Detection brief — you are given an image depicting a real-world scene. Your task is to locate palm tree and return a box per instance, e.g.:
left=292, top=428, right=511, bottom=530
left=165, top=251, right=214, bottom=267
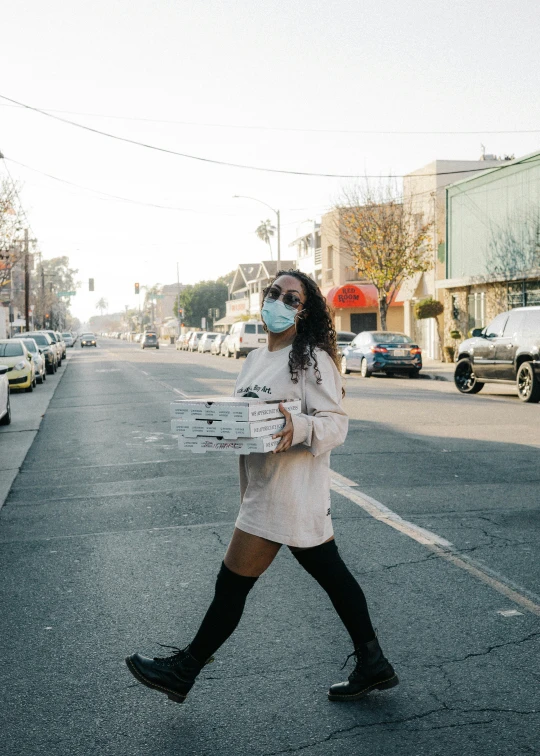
left=96, top=298, right=108, bottom=317
left=255, top=219, right=275, bottom=260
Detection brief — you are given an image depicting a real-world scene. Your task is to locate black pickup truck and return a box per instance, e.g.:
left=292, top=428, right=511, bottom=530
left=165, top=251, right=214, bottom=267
left=454, top=306, right=540, bottom=402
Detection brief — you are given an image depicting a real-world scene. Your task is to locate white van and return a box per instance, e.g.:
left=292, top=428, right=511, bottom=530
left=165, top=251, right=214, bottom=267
left=227, top=320, right=267, bottom=358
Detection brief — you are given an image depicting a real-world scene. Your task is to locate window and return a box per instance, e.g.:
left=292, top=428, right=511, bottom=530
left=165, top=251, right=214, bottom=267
left=370, top=333, right=414, bottom=344
left=467, top=293, right=486, bottom=330
left=30, top=334, right=49, bottom=346
left=485, top=313, right=508, bottom=338
left=0, top=342, right=24, bottom=357
left=244, top=324, right=256, bottom=334
left=503, top=311, right=524, bottom=337
left=23, top=340, right=37, bottom=353
left=324, top=245, right=334, bottom=283
left=257, top=324, right=266, bottom=334
left=507, top=280, right=540, bottom=308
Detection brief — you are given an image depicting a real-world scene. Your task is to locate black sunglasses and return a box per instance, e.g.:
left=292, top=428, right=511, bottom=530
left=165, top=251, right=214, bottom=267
left=264, top=287, right=303, bottom=309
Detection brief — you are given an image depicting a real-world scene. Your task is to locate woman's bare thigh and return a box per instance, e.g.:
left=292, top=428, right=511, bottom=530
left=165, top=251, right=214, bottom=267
left=224, top=528, right=281, bottom=577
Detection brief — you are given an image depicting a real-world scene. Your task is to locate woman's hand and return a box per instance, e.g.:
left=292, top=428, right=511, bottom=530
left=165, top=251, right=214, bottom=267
left=272, top=403, right=294, bottom=453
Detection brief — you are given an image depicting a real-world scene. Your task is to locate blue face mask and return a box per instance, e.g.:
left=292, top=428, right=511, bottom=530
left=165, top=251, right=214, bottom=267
left=261, top=299, right=298, bottom=333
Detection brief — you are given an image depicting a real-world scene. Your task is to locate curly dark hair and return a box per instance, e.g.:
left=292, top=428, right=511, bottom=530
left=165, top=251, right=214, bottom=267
left=262, top=269, right=339, bottom=386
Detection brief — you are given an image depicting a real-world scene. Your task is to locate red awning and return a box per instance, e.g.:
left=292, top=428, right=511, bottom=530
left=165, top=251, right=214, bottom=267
left=326, top=284, right=402, bottom=309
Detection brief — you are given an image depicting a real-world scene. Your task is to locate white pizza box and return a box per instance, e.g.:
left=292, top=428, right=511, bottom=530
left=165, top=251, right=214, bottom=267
left=178, top=435, right=280, bottom=455
left=171, top=417, right=286, bottom=439
left=170, top=397, right=301, bottom=421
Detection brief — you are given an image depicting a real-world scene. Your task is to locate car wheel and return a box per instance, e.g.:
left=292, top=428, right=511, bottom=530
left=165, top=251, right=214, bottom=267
left=516, top=362, right=540, bottom=403
left=42, top=371, right=46, bottom=382
left=0, top=395, right=11, bottom=425
left=33, top=378, right=37, bottom=388
left=234, top=350, right=240, bottom=360
left=25, top=382, right=33, bottom=393
left=409, top=369, right=421, bottom=379
left=341, top=356, right=350, bottom=375
left=54, top=362, right=57, bottom=373
left=454, top=358, right=484, bottom=394
left=360, top=358, right=372, bottom=378
left=156, top=345, right=160, bottom=350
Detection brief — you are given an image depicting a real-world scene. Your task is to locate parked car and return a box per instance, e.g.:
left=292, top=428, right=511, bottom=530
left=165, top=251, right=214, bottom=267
left=336, top=331, right=357, bottom=358
left=176, top=331, right=194, bottom=350
left=21, top=338, right=47, bottom=384
left=25, top=332, right=57, bottom=373
left=42, top=330, right=63, bottom=365
left=62, top=331, right=75, bottom=348
left=0, top=363, right=10, bottom=425
left=226, top=320, right=267, bottom=358
left=341, top=331, right=422, bottom=378
left=0, top=339, right=36, bottom=391
left=80, top=333, right=97, bottom=348
left=210, top=333, right=226, bottom=355
left=188, top=332, right=204, bottom=351
left=220, top=334, right=232, bottom=357
left=454, top=306, right=540, bottom=403
left=141, top=332, right=159, bottom=349
left=198, top=332, right=219, bottom=353
left=55, top=332, right=67, bottom=359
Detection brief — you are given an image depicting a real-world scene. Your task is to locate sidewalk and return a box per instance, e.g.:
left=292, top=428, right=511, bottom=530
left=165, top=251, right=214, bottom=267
left=421, top=357, right=454, bottom=381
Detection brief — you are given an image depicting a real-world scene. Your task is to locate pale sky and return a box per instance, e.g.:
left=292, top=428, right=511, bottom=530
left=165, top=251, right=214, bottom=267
left=1, top=0, right=539, bottom=321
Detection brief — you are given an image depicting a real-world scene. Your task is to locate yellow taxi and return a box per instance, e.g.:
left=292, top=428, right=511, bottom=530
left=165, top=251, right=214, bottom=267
left=0, top=339, right=36, bottom=392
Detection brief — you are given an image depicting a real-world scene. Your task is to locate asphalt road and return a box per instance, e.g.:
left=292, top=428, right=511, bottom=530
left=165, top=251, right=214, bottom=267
left=1, top=339, right=539, bottom=756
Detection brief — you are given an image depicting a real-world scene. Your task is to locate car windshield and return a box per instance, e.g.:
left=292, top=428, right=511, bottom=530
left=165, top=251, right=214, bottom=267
left=22, top=340, right=37, bottom=353
left=29, top=334, right=50, bottom=346
left=371, top=332, right=413, bottom=344
left=62, top=333, right=71, bottom=338
left=46, top=332, right=58, bottom=342
left=0, top=342, right=24, bottom=357
left=82, top=333, right=95, bottom=338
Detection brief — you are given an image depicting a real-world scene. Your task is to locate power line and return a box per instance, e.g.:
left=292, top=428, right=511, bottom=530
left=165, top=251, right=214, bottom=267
left=0, top=93, right=524, bottom=180
left=1, top=101, right=538, bottom=136
left=4, top=156, right=329, bottom=216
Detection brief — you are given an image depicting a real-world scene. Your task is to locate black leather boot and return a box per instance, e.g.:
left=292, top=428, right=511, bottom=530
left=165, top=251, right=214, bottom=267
left=328, top=637, right=399, bottom=701
left=125, top=644, right=212, bottom=703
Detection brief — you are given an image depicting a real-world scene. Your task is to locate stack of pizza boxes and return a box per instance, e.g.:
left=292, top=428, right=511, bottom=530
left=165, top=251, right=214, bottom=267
left=170, top=397, right=302, bottom=454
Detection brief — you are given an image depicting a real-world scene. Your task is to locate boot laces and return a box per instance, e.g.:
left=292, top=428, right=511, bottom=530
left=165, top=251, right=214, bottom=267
left=340, top=647, right=365, bottom=671
left=153, top=643, right=188, bottom=666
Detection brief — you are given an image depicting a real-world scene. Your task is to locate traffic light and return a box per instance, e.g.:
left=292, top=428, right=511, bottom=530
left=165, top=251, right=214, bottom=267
left=89, top=278, right=95, bottom=292
left=135, top=283, right=140, bottom=295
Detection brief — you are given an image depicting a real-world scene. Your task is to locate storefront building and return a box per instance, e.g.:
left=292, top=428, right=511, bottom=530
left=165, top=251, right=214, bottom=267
left=438, top=150, right=540, bottom=343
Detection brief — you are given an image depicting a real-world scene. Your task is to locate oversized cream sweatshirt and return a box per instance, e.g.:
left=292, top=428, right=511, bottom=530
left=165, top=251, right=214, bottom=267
left=234, top=345, right=348, bottom=548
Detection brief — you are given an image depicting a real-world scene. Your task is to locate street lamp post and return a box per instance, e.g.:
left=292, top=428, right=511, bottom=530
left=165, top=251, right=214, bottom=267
left=233, top=195, right=281, bottom=262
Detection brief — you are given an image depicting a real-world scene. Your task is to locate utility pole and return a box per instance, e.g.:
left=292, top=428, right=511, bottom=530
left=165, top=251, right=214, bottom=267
left=23, top=229, right=37, bottom=332
left=276, top=209, right=281, bottom=263
left=176, top=262, right=182, bottom=333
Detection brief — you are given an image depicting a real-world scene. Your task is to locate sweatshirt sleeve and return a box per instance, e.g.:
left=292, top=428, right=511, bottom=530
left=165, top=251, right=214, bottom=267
left=290, top=350, right=348, bottom=457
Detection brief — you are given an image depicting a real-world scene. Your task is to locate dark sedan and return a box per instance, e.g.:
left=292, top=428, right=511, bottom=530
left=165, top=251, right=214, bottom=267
left=341, top=331, right=422, bottom=378
left=80, top=333, right=97, bottom=347
left=141, top=332, right=159, bottom=349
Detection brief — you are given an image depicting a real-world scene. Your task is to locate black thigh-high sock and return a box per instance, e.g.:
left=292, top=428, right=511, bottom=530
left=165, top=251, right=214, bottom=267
left=291, top=540, right=375, bottom=647
left=188, top=562, right=258, bottom=664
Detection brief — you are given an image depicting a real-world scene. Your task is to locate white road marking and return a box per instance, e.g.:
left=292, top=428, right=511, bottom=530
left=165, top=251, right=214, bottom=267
left=330, top=476, right=452, bottom=547
left=498, top=609, right=524, bottom=617
left=330, top=472, right=540, bottom=617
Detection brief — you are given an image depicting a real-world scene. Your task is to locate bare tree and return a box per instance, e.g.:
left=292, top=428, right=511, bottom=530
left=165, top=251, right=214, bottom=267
left=255, top=219, right=275, bottom=260
left=0, top=177, right=25, bottom=290
left=334, top=180, right=433, bottom=329
left=486, top=206, right=540, bottom=280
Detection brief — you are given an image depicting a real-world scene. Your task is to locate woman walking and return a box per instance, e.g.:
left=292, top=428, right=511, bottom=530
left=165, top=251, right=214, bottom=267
left=126, top=270, right=398, bottom=703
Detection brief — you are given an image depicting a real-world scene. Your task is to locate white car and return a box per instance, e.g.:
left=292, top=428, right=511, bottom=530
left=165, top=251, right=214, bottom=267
left=62, top=332, right=75, bottom=348
left=0, top=364, right=10, bottom=425
left=188, top=332, right=204, bottom=351
left=226, top=320, right=267, bottom=358
left=197, top=332, right=219, bottom=353
left=21, top=338, right=47, bottom=384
